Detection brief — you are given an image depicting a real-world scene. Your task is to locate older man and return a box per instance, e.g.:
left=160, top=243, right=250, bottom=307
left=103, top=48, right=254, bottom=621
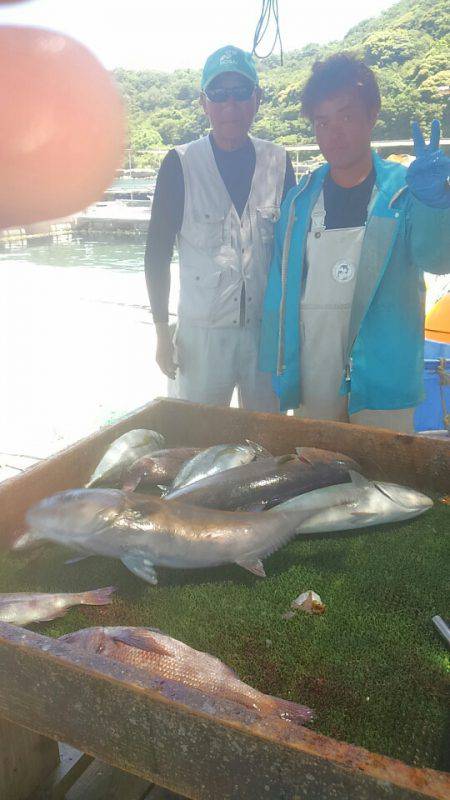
left=145, top=45, right=295, bottom=411
left=260, top=53, right=450, bottom=432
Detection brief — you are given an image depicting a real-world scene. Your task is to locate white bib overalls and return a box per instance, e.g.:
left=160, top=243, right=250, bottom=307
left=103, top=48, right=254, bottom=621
left=294, top=190, right=414, bottom=433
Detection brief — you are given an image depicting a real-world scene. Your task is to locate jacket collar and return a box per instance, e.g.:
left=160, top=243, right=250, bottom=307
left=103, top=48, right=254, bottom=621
left=291, top=151, right=407, bottom=206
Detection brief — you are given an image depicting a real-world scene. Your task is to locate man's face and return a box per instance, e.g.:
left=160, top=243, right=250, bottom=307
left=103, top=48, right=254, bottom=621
left=200, top=72, right=260, bottom=142
left=312, top=89, right=378, bottom=170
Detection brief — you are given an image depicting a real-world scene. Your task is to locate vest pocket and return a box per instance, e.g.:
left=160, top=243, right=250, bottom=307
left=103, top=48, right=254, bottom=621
left=257, top=206, right=280, bottom=243
left=191, top=212, right=226, bottom=252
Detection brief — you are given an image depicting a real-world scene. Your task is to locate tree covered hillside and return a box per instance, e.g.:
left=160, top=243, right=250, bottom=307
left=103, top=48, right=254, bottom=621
left=115, top=0, right=450, bottom=163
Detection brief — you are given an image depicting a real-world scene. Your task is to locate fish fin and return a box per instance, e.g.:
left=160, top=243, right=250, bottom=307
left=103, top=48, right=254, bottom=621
left=65, top=555, right=92, bottom=565
left=295, top=448, right=313, bottom=465
left=235, top=559, right=266, bottom=577
left=79, top=586, right=116, bottom=605
left=121, top=553, right=158, bottom=584
left=276, top=453, right=299, bottom=464
left=348, top=470, right=370, bottom=488
left=111, top=629, right=170, bottom=656
left=36, top=610, right=69, bottom=623
left=348, top=510, right=378, bottom=523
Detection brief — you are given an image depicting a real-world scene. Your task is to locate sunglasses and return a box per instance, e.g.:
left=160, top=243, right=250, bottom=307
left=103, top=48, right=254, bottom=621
left=204, top=84, right=256, bottom=103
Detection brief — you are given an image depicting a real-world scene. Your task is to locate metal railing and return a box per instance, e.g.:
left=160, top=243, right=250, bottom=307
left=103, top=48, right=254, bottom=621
left=121, top=139, right=450, bottom=181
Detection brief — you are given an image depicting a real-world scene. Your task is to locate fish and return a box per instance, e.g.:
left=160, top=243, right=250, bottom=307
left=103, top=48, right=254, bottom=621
left=15, top=487, right=349, bottom=583
left=59, top=626, right=313, bottom=724
left=122, top=447, right=202, bottom=491
left=165, top=454, right=352, bottom=511
left=170, top=440, right=272, bottom=490
left=0, top=586, right=116, bottom=625
left=271, top=471, right=433, bottom=533
left=295, top=447, right=361, bottom=473
left=85, top=429, right=166, bottom=488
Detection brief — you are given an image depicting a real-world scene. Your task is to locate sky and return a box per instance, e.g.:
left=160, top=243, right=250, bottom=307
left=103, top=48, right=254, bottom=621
left=0, top=0, right=397, bottom=71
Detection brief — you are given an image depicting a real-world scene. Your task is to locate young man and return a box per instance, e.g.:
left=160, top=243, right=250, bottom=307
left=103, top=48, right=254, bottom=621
left=260, top=53, right=450, bottom=432
left=145, top=45, right=295, bottom=411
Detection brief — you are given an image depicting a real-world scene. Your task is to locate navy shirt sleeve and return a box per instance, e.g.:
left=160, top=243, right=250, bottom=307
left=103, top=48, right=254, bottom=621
left=144, top=149, right=183, bottom=324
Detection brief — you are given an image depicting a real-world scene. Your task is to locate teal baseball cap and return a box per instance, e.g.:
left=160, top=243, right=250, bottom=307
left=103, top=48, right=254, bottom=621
left=201, top=46, right=258, bottom=90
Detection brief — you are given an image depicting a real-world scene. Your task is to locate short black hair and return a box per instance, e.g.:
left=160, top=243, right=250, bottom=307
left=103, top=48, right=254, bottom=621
left=301, top=53, right=381, bottom=120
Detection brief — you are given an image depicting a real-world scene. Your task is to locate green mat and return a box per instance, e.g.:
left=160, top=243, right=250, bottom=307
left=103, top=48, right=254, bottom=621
left=1, top=502, right=449, bottom=771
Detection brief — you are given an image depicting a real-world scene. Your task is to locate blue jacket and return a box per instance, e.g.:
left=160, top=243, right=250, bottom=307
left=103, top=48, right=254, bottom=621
left=259, top=153, right=450, bottom=413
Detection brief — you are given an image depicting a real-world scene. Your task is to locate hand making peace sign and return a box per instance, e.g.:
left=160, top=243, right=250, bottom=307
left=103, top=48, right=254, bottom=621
left=406, top=119, right=450, bottom=209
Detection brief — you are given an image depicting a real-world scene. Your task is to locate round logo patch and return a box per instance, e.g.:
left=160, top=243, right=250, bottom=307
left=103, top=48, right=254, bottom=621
left=332, top=260, right=356, bottom=283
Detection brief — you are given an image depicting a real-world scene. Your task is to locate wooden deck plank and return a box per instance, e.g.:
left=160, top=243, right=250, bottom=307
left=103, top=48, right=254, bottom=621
left=65, top=759, right=151, bottom=800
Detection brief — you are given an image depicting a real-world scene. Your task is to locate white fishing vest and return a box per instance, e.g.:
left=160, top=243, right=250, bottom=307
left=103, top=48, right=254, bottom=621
left=175, top=135, right=286, bottom=328
left=296, top=190, right=365, bottom=421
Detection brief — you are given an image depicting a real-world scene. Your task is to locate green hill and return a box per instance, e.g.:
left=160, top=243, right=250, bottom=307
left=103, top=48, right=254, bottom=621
left=115, top=0, right=450, bottom=165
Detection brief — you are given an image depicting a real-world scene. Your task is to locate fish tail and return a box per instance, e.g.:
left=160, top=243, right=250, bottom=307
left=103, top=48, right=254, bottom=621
left=78, top=586, right=116, bottom=606
left=268, top=696, right=314, bottom=725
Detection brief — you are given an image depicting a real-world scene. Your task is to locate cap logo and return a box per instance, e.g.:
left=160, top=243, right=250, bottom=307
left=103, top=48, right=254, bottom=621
left=219, top=49, right=238, bottom=65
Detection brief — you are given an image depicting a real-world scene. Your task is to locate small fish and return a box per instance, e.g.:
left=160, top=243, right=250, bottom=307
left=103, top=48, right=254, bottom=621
left=0, top=586, right=116, bottom=625
left=59, top=626, right=314, bottom=724
left=123, top=447, right=202, bottom=491
left=15, top=487, right=348, bottom=584
left=165, top=455, right=351, bottom=511
left=170, top=440, right=271, bottom=490
left=86, top=429, right=165, bottom=488
left=272, top=471, right=433, bottom=533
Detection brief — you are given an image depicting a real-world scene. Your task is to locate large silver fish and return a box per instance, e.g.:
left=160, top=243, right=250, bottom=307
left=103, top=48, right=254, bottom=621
left=165, top=455, right=352, bottom=511
left=15, top=488, right=349, bottom=583
left=86, top=429, right=166, bottom=488
left=59, top=626, right=313, bottom=724
left=0, top=586, right=115, bottom=625
left=170, top=440, right=271, bottom=490
left=272, top=471, right=433, bottom=533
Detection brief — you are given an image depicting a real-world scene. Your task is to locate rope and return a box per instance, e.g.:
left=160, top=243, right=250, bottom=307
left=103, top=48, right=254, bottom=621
left=252, top=0, right=283, bottom=64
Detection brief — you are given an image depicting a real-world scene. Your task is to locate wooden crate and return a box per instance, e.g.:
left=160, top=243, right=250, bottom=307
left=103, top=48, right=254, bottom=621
left=0, top=399, right=449, bottom=800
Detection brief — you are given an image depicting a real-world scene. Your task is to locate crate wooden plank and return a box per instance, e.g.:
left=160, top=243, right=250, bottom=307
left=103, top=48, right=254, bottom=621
left=0, top=716, right=59, bottom=800
left=152, top=400, right=450, bottom=494
left=0, top=623, right=448, bottom=800
left=64, top=759, right=152, bottom=800
left=0, top=398, right=449, bottom=551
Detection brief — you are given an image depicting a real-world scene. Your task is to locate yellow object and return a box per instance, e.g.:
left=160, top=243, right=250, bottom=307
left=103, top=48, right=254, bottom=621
left=425, top=293, right=450, bottom=344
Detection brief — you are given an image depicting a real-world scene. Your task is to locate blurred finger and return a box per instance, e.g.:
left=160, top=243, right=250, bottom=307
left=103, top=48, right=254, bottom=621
left=429, top=119, right=440, bottom=152
left=411, top=120, right=426, bottom=157
left=0, top=27, right=125, bottom=228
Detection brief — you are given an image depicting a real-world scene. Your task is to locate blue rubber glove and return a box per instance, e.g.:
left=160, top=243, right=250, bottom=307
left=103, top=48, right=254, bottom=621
left=406, top=120, right=450, bottom=208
